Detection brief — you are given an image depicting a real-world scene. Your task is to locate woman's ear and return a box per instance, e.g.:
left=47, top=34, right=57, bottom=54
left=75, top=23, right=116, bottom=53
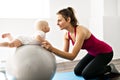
left=67, top=17, right=71, bottom=22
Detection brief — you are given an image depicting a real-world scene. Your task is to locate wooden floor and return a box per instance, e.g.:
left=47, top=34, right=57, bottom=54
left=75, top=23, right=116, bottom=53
left=56, top=59, right=120, bottom=80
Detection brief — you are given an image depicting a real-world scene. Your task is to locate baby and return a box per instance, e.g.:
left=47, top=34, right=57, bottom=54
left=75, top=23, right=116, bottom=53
left=0, top=20, right=50, bottom=48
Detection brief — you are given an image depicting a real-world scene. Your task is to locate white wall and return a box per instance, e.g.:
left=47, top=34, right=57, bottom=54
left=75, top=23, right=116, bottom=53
left=50, top=0, right=91, bottom=26
left=118, top=0, right=120, bottom=16
left=0, top=0, right=119, bottom=63
left=0, top=0, right=50, bottom=18
left=103, top=0, right=120, bottom=59
left=89, top=0, right=104, bottom=40
left=104, top=0, right=118, bottom=16
left=103, top=17, right=120, bottom=59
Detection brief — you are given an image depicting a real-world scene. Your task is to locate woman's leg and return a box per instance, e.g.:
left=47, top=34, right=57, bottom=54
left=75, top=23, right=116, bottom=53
left=0, top=42, right=10, bottom=47
left=82, top=52, right=113, bottom=79
left=74, top=53, right=95, bottom=76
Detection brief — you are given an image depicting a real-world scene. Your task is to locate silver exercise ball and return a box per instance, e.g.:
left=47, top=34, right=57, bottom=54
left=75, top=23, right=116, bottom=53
left=6, top=45, right=56, bottom=80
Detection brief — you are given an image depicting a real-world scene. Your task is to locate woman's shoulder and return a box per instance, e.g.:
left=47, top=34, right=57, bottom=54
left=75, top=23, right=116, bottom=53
left=64, top=31, right=69, bottom=39
left=76, top=25, right=89, bottom=33
left=76, top=25, right=91, bottom=39
left=77, top=25, right=88, bottom=29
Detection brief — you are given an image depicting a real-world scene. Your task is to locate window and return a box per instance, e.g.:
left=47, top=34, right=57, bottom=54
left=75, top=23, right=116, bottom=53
left=0, top=0, right=50, bottom=18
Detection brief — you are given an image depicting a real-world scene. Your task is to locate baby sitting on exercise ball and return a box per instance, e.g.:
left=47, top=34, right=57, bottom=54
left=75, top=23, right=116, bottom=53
left=0, top=20, right=50, bottom=48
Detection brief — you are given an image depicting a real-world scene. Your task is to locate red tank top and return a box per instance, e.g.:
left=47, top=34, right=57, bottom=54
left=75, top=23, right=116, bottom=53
left=68, top=27, right=112, bottom=56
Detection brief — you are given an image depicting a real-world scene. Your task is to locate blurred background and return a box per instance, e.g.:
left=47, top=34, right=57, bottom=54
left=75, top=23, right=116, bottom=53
left=0, top=0, right=119, bottom=64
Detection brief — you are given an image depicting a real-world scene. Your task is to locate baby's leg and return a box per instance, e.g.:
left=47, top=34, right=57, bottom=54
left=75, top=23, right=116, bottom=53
left=9, top=39, right=23, bottom=48
left=0, top=42, right=10, bottom=47
left=0, top=39, right=22, bottom=48
left=2, top=33, right=13, bottom=41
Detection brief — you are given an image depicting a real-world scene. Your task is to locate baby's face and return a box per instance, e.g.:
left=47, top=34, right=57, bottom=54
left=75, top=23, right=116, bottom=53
left=42, top=25, right=50, bottom=33
left=36, top=22, right=50, bottom=33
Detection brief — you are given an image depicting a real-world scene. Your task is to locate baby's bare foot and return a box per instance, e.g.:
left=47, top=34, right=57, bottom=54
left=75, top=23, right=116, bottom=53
left=2, top=33, right=11, bottom=38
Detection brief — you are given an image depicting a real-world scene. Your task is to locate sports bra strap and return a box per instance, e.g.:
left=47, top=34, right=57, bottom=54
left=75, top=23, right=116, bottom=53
left=68, top=27, right=76, bottom=45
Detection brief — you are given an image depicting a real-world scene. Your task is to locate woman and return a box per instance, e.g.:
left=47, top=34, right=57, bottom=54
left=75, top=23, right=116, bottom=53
left=42, top=7, right=119, bottom=79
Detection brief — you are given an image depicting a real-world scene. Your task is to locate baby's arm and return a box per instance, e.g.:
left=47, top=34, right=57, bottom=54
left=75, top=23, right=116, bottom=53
left=35, top=35, right=46, bottom=44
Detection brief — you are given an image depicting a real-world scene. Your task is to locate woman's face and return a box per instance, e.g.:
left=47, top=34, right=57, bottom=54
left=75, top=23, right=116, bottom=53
left=57, top=14, right=69, bottom=30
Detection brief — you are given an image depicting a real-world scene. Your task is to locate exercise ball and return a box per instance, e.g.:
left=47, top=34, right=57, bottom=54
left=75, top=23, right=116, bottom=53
left=6, top=45, right=56, bottom=80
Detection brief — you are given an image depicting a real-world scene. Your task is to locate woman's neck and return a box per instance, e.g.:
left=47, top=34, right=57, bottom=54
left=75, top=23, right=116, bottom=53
left=66, top=25, right=75, bottom=33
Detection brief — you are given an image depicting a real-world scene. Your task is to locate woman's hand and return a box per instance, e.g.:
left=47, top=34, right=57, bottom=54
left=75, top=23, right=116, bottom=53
left=42, top=40, right=53, bottom=51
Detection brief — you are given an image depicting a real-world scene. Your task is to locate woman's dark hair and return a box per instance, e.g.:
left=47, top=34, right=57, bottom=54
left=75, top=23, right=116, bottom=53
left=57, top=7, right=78, bottom=27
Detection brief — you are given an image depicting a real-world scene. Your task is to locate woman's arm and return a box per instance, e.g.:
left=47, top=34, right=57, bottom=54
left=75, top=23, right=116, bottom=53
left=63, top=32, right=70, bottom=52
left=42, top=27, right=86, bottom=60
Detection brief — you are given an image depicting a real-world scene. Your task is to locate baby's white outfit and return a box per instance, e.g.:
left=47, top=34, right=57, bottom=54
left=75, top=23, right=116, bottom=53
left=16, top=31, right=45, bottom=45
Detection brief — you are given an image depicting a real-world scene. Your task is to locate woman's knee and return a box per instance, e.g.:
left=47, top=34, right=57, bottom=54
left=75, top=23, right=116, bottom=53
left=81, top=71, right=89, bottom=79
left=74, top=67, right=82, bottom=76
left=74, top=67, right=95, bottom=79
left=74, top=68, right=93, bottom=79
left=81, top=70, right=95, bottom=79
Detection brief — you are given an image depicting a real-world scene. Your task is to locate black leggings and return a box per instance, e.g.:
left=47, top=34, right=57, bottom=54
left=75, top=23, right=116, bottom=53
left=74, top=52, right=113, bottom=79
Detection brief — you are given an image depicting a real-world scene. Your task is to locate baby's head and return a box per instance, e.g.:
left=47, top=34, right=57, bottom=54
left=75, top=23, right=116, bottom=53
left=35, top=20, right=50, bottom=33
